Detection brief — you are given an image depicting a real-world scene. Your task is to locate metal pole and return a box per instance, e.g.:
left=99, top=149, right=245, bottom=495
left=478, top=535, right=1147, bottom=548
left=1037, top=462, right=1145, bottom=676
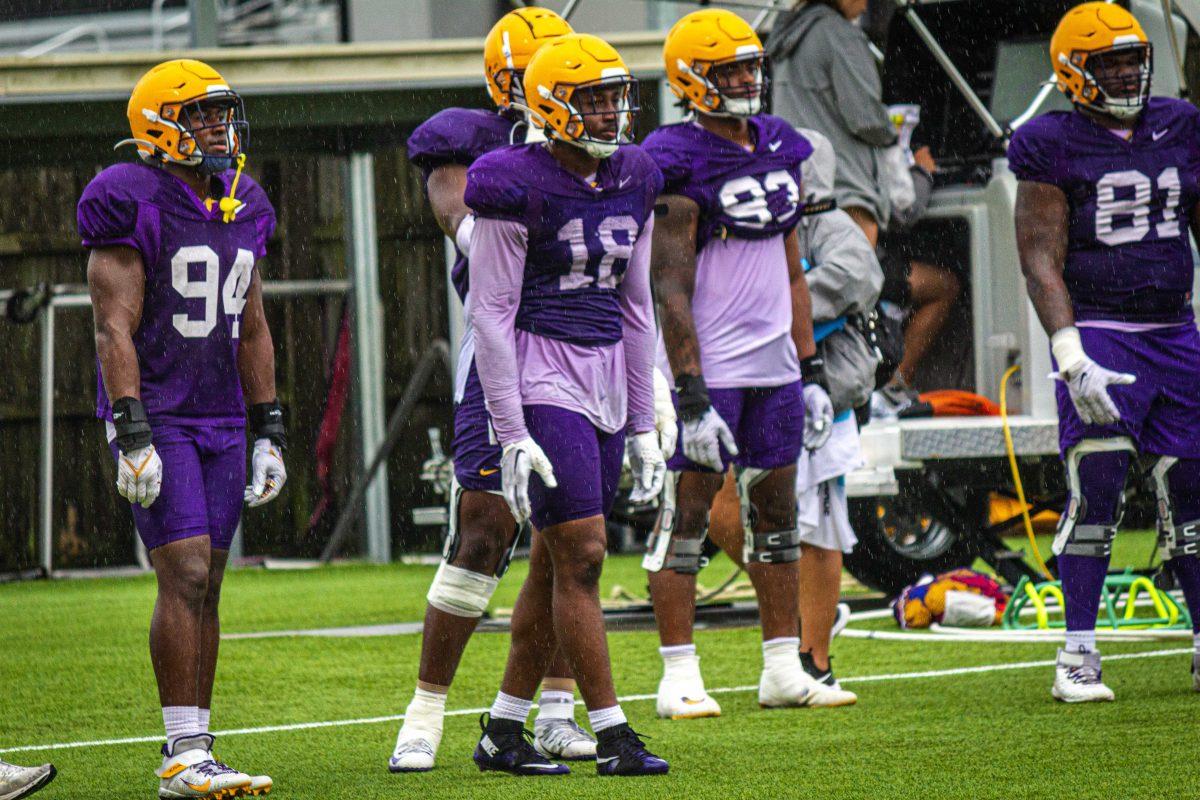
left=444, top=236, right=463, bottom=386
left=899, top=3, right=1005, bottom=140
left=1160, top=0, right=1189, bottom=98
left=188, top=0, right=219, bottom=48
left=38, top=305, right=55, bottom=576
left=345, top=151, right=391, bottom=563
left=561, top=0, right=582, bottom=21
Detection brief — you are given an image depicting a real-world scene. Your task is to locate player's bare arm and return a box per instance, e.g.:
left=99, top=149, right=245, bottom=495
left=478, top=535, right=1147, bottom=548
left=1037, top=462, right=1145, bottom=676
left=785, top=227, right=817, bottom=360
left=87, top=245, right=144, bottom=401
left=1014, top=180, right=1073, bottom=336
left=426, top=163, right=471, bottom=240
left=236, top=270, right=277, bottom=405
left=652, top=193, right=702, bottom=378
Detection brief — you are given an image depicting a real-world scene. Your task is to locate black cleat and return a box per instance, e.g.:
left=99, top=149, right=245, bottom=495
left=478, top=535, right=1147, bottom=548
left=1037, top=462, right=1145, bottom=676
left=472, top=714, right=570, bottom=776
left=595, top=724, right=668, bottom=776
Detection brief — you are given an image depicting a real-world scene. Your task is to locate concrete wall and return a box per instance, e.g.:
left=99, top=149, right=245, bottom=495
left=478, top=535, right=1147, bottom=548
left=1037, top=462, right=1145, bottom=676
left=345, top=0, right=763, bottom=43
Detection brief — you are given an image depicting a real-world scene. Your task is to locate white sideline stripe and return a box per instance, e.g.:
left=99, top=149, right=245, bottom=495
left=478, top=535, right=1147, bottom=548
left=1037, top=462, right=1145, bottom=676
left=0, top=647, right=1190, bottom=756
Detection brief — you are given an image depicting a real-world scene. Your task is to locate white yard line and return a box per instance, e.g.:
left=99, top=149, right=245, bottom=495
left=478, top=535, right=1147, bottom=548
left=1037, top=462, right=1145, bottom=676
left=1, top=647, right=1189, bottom=756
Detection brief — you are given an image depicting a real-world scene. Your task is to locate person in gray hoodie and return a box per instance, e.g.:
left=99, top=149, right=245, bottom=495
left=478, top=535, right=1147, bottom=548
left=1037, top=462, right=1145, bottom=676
left=769, top=0, right=895, bottom=246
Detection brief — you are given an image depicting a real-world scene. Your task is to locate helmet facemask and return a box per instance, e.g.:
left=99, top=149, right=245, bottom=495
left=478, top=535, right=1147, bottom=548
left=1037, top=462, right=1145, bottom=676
left=538, top=74, right=639, bottom=159
left=143, top=90, right=248, bottom=174
left=681, top=50, right=768, bottom=118
left=1064, top=40, right=1152, bottom=120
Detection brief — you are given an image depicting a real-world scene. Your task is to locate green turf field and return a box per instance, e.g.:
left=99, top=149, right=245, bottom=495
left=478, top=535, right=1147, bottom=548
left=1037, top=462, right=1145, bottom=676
left=1, top=532, right=1195, bottom=799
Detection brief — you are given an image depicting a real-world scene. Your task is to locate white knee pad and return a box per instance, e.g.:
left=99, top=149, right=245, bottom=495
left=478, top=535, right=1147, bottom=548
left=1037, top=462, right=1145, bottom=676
left=1051, top=437, right=1134, bottom=558
left=643, top=471, right=707, bottom=574
left=426, top=561, right=499, bottom=618
left=1152, top=456, right=1200, bottom=561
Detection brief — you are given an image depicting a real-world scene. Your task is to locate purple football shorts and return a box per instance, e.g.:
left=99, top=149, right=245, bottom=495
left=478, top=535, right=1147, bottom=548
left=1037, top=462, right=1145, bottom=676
left=108, top=423, right=246, bottom=551
left=524, top=404, right=625, bottom=530
left=667, top=380, right=805, bottom=473
left=1056, top=323, right=1200, bottom=458
left=452, top=364, right=503, bottom=492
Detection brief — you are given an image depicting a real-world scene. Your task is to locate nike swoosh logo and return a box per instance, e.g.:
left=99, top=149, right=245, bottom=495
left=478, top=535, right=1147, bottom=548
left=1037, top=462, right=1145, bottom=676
left=768, top=140, right=782, bottom=151
left=480, top=468, right=499, bottom=476
left=1153, top=129, right=1168, bottom=141
left=596, top=756, right=618, bottom=765
left=619, top=176, right=632, bottom=188
left=182, top=779, right=212, bottom=792
left=681, top=697, right=708, bottom=705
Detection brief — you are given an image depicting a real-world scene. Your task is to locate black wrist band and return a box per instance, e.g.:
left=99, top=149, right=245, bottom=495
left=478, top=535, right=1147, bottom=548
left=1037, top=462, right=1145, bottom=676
left=801, top=354, right=829, bottom=391
left=249, top=400, right=288, bottom=450
left=111, top=396, right=153, bottom=454
left=674, top=373, right=710, bottom=422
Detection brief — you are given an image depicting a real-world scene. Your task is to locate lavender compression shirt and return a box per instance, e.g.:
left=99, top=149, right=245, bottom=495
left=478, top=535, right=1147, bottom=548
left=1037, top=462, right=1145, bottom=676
left=468, top=216, right=657, bottom=445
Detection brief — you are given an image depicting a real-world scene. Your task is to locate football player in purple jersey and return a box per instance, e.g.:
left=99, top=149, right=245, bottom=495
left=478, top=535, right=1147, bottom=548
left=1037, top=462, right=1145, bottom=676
left=389, top=8, right=600, bottom=773
left=465, top=34, right=669, bottom=777
left=80, top=60, right=282, bottom=797
left=1011, top=2, right=1200, bottom=702
left=641, top=9, right=855, bottom=718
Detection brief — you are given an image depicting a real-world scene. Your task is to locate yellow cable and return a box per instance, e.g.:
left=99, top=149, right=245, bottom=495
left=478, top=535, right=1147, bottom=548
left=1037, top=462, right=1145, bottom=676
left=999, top=364, right=1053, bottom=579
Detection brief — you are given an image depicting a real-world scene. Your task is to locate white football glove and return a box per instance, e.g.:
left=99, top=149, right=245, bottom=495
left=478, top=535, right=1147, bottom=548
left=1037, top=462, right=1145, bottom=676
left=682, top=407, right=738, bottom=472
left=626, top=430, right=667, bottom=504
left=802, top=383, right=834, bottom=451
left=1050, top=327, right=1135, bottom=427
left=653, top=367, right=678, bottom=460
left=116, top=446, right=163, bottom=508
left=500, top=437, right=557, bottom=524
left=244, top=438, right=287, bottom=507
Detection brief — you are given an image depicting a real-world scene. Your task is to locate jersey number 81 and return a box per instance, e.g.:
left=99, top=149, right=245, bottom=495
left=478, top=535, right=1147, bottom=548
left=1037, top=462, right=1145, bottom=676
left=1095, top=168, right=1182, bottom=246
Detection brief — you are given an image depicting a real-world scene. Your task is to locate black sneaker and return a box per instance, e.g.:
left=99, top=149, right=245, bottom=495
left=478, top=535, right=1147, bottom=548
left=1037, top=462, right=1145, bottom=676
left=595, top=724, right=668, bottom=776
left=800, top=651, right=840, bottom=689
left=472, top=714, right=570, bottom=776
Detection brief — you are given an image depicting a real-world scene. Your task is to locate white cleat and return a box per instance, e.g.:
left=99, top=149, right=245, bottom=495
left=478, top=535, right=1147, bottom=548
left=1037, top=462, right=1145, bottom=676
left=389, top=720, right=442, bottom=773
left=534, top=718, right=596, bottom=761
left=0, top=760, right=56, bottom=800
left=655, top=653, right=721, bottom=719
left=207, top=753, right=271, bottom=798
left=831, top=602, right=852, bottom=639
left=157, top=735, right=250, bottom=800
left=1052, top=648, right=1115, bottom=703
left=759, top=663, right=857, bottom=709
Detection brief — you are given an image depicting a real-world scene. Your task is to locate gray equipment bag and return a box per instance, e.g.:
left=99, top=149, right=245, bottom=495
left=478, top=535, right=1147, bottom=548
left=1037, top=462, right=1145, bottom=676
left=818, top=323, right=880, bottom=415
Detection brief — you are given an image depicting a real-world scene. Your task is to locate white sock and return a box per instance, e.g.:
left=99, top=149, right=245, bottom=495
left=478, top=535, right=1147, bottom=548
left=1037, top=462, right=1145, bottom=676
left=489, top=692, right=533, bottom=724
left=660, top=644, right=703, bottom=683
left=162, top=706, right=200, bottom=750
left=659, top=643, right=696, bottom=660
left=1065, top=630, right=1097, bottom=654
left=587, top=705, right=626, bottom=734
left=197, top=708, right=210, bottom=734
left=1193, top=632, right=1200, bottom=652
left=762, top=637, right=801, bottom=671
left=535, top=690, right=575, bottom=725
left=405, top=687, right=447, bottom=731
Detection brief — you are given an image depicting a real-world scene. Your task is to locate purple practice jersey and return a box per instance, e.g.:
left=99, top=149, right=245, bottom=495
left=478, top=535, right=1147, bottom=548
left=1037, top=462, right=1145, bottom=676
left=642, top=114, right=812, bottom=250
left=644, top=115, right=812, bottom=388
left=464, top=142, right=663, bottom=347
left=1008, top=97, right=1200, bottom=324
left=407, top=107, right=526, bottom=301
left=78, top=161, right=276, bottom=425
